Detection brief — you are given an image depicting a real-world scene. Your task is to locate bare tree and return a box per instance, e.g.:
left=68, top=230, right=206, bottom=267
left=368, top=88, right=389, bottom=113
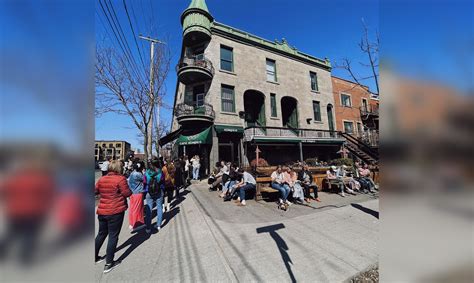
left=335, top=19, right=379, bottom=94
left=95, top=41, right=171, bottom=160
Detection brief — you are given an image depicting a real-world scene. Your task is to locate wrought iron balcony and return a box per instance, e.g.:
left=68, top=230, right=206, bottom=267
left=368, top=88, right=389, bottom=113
left=176, top=55, right=214, bottom=84
left=360, top=104, right=379, bottom=117
left=175, top=103, right=215, bottom=125
left=244, top=126, right=343, bottom=142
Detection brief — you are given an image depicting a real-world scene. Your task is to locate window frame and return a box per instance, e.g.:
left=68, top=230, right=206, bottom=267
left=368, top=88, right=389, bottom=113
left=270, top=93, right=277, bottom=117
left=220, top=45, right=234, bottom=72
left=221, top=84, right=236, bottom=113
left=343, top=120, right=355, bottom=134
left=361, top=98, right=368, bottom=112
left=312, top=100, right=322, bottom=122
left=266, top=58, right=277, bottom=82
left=340, top=93, right=352, bottom=107
left=310, top=71, right=319, bottom=91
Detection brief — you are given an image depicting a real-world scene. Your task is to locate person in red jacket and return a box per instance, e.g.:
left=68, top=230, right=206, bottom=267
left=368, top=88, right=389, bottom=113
left=95, top=160, right=132, bottom=273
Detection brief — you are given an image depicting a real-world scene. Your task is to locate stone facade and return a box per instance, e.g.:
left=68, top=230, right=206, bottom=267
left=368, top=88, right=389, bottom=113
left=172, top=33, right=335, bottom=131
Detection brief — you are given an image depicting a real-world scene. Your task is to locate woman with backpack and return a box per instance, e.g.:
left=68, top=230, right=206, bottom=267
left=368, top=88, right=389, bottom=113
left=144, top=160, right=164, bottom=234
left=127, top=161, right=145, bottom=231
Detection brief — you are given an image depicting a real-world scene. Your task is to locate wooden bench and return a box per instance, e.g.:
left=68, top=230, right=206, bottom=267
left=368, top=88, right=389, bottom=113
left=255, top=176, right=279, bottom=201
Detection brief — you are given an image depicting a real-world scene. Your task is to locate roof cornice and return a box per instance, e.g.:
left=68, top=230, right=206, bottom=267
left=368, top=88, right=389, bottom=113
left=211, top=21, right=331, bottom=71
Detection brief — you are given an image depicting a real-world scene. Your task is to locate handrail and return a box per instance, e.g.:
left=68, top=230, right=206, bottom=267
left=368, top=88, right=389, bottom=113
left=244, top=125, right=342, bottom=139
left=340, top=132, right=379, bottom=159
left=360, top=104, right=379, bottom=116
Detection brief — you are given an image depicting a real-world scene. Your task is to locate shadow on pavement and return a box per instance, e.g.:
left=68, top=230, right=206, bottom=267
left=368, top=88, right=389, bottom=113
left=351, top=203, right=379, bottom=219
left=256, top=223, right=296, bottom=283
left=116, top=230, right=151, bottom=262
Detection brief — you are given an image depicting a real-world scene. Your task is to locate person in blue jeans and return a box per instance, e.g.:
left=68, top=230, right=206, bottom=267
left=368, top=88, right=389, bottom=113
left=144, top=159, right=165, bottom=234
left=233, top=168, right=257, bottom=206
left=271, top=165, right=291, bottom=205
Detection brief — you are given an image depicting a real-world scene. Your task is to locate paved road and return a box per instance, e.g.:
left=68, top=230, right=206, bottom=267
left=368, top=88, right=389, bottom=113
left=95, top=180, right=379, bottom=282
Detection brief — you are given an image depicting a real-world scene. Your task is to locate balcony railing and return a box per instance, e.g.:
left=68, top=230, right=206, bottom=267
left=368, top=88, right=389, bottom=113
left=176, top=55, right=215, bottom=76
left=244, top=126, right=342, bottom=142
left=355, top=130, right=379, bottom=147
left=175, top=103, right=215, bottom=120
left=360, top=104, right=379, bottom=117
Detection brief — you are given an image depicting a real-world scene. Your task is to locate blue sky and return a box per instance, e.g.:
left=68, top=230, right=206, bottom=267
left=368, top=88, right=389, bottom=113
left=2, top=0, right=468, bottom=153
left=95, top=0, right=380, bottom=151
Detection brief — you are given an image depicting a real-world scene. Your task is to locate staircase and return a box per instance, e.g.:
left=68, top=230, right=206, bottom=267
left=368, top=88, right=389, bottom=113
left=340, top=132, right=379, bottom=165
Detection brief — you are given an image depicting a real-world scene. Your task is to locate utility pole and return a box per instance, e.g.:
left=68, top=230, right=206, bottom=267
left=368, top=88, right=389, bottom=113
left=139, top=35, right=166, bottom=160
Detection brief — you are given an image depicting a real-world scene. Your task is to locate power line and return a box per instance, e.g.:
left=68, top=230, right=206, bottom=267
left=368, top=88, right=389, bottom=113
left=99, top=0, right=147, bottom=90
left=105, top=0, right=147, bottom=86
left=122, top=0, right=147, bottom=74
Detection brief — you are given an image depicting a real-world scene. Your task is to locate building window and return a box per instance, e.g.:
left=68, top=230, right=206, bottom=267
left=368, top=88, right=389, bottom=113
left=221, top=85, right=235, bottom=113
left=270, top=93, right=277, bottom=117
left=220, top=45, right=233, bottom=72
left=310, top=71, right=318, bottom=91
left=362, top=98, right=368, bottom=112
left=95, top=144, right=98, bottom=148
left=341, top=94, right=352, bottom=107
left=266, top=59, right=277, bottom=82
left=116, top=143, right=121, bottom=147
left=343, top=121, right=354, bottom=134
left=196, top=93, right=204, bottom=107
left=108, top=143, right=113, bottom=148
left=357, top=122, right=363, bottom=134
left=312, top=101, right=321, bottom=121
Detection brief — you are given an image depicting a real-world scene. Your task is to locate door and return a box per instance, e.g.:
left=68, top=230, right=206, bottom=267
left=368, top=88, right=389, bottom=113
left=327, top=104, right=334, bottom=131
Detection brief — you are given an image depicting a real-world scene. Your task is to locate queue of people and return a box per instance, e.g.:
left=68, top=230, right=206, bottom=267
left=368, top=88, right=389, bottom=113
left=95, top=155, right=193, bottom=273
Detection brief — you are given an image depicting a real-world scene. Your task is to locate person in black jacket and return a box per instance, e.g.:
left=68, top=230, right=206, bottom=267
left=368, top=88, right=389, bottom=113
left=298, top=164, right=321, bottom=202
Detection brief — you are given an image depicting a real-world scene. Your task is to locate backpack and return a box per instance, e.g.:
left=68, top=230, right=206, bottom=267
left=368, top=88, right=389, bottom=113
left=148, top=169, right=163, bottom=196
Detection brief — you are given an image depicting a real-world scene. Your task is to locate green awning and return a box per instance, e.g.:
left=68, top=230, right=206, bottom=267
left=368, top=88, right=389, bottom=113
left=177, top=127, right=212, bottom=145
left=214, top=124, right=244, bottom=134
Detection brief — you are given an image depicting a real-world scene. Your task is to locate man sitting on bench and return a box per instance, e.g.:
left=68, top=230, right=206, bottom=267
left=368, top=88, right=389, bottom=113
left=298, top=164, right=321, bottom=202
left=327, top=165, right=346, bottom=197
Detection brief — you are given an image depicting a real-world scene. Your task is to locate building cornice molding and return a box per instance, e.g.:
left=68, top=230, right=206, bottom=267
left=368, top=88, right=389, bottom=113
left=211, top=21, right=331, bottom=71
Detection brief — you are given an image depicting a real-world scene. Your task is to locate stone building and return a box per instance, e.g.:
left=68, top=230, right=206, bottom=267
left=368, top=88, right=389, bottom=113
left=161, top=0, right=348, bottom=172
left=95, top=140, right=131, bottom=161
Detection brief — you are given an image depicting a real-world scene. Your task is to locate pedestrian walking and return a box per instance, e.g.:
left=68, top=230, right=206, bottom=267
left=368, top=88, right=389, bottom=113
left=95, top=160, right=132, bottom=273
left=144, top=160, right=165, bottom=234
left=191, top=155, right=200, bottom=180
left=163, top=160, right=175, bottom=212
left=127, top=161, right=145, bottom=232
left=183, top=155, right=191, bottom=183
left=100, top=157, right=111, bottom=176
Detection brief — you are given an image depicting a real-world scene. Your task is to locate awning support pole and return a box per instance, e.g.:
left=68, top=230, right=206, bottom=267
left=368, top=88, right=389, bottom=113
left=299, top=142, right=303, bottom=162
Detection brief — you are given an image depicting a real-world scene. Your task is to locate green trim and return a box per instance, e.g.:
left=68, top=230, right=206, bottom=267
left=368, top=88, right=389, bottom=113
left=177, top=127, right=212, bottom=145
left=211, top=21, right=331, bottom=70
left=214, top=125, right=244, bottom=134
left=270, top=93, right=277, bottom=117
left=252, top=137, right=345, bottom=144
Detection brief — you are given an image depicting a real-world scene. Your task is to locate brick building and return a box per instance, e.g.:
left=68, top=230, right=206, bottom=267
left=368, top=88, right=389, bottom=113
left=160, top=0, right=347, bottom=172
left=331, top=76, right=379, bottom=149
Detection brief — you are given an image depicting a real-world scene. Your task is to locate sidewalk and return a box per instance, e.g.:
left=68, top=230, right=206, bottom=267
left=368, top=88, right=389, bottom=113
left=95, top=181, right=378, bottom=282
